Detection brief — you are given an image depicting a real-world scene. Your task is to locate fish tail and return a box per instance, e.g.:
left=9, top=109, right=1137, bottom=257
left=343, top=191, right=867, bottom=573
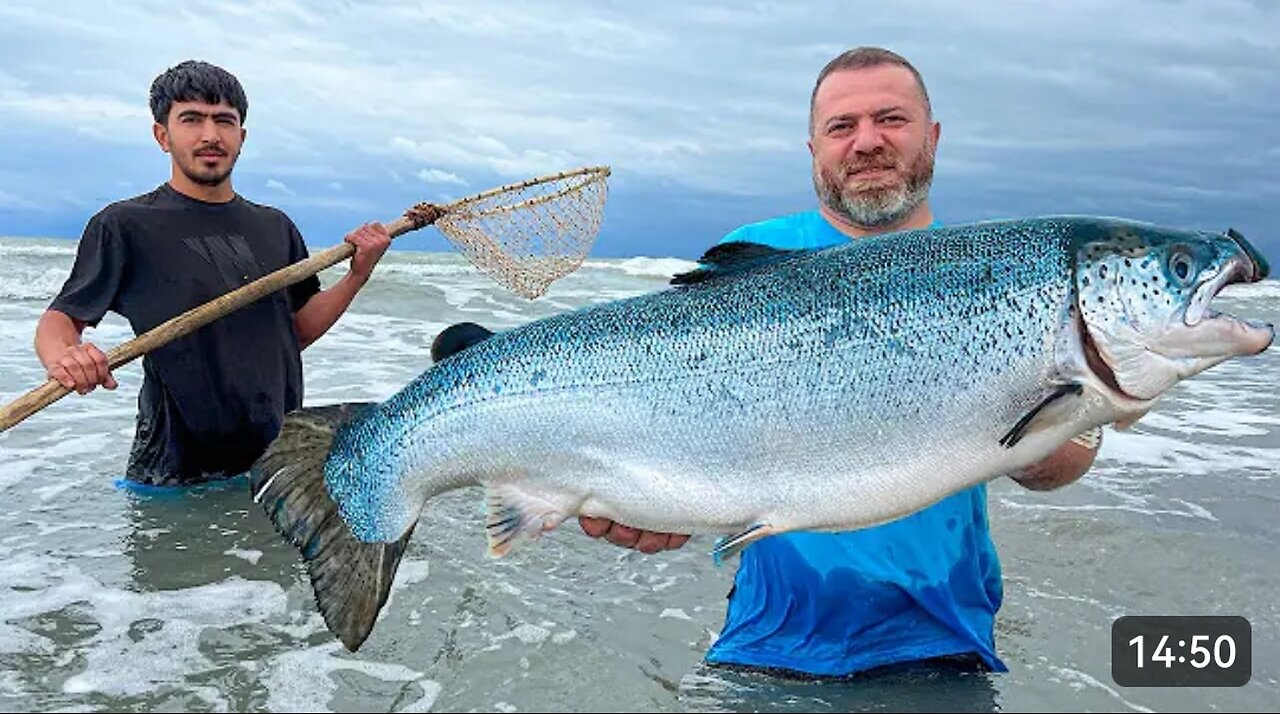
left=249, top=402, right=414, bottom=653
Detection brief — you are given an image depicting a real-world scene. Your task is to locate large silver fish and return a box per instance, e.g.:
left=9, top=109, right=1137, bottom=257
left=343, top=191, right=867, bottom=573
left=249, top=216, right=1272, bottom=651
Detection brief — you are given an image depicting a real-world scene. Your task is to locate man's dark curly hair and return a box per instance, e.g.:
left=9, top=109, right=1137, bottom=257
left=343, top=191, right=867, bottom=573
left=149, top=60, right=248, bottom=125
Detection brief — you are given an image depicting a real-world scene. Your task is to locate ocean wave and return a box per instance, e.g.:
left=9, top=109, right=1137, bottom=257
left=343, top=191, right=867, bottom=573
left=0, top=243, right=76, bottom=259
left=0, top=267, right=70, bottom=301
left=582, top=257, right=699, bottom=278
left=1218, top=279, right=1280, bottom=301
left=366, top=261, right=493, bottom=279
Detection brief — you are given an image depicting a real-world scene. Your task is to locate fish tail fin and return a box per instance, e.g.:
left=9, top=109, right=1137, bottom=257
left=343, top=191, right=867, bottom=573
left=249, top=402, right=414, bottom=653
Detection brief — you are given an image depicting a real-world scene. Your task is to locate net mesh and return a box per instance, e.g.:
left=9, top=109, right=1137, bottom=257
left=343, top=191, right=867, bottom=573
left=411, top=166, right=610, bottom=299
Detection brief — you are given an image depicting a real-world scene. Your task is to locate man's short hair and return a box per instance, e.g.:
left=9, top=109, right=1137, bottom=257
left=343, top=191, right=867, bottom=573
left=809, top=47, right=932, bottom=133
left=149, top=60, right=249, bottom=125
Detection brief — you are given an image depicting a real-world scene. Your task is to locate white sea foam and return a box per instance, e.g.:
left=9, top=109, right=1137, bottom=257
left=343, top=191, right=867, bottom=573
left=1100, top=428, right=1279, bottom=476
left=583, top=256, right=699, bottom=278
left=0, top=458, right=39, bottom=493
left=0, top=554, right=285, bottom=699
left=1218, top=278, right=1280, bottom=301
left=1046, top=666, right=1156, bottom=713
left=262, top=641, right=441, bottom=713
left=496, top=623, right=552, bottom=646
left=367, top=260, right=493, bottom=280
left=550, top=629, right=577, bottom=645
left=224, top=548, right=263, bottom=564
left=1, top=553, right=442, bottom=711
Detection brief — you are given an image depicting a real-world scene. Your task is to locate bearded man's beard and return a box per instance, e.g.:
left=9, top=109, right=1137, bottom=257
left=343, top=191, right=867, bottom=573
left=814, top=138, right=935, bottom=229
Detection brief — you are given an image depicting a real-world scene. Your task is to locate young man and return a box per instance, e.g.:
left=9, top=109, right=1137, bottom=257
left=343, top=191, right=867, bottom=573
left=580, top=47, right=1103, bottom=677
left=34, top=60, right=392, bottom=486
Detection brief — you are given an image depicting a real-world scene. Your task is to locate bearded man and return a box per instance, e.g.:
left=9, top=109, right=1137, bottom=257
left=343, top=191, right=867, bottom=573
left=579, top=46, right=1102, bottom=679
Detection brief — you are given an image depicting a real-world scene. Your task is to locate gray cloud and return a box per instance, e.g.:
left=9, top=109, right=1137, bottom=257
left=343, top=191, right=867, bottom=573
left=0, top=0, right=1275, bottom=259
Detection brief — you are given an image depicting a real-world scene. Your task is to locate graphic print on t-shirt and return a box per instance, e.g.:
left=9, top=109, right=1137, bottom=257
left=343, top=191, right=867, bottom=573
left=182, top=234, right=265, bottom=291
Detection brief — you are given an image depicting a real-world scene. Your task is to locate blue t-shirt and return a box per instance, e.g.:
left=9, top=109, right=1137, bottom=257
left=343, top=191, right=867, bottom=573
left=703, top=210, right=1008, bottom=677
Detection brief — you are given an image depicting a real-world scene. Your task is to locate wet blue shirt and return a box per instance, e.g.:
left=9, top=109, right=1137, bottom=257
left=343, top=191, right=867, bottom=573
left=703, top=210, right=1008, bottom=677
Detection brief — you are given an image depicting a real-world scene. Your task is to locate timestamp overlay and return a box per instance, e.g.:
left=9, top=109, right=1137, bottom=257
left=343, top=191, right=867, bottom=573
left=1113, top=616, right=1252, bottom=687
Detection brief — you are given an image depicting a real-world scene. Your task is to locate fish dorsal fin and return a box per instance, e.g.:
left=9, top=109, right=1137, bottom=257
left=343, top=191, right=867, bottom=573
left=431, top=322, right=495, bottom=363
left=670, top=242, right=811, bottom=286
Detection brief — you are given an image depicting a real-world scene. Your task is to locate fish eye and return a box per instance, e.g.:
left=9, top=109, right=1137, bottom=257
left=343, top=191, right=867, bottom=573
left=1167, top=249, right=1197, bottom=287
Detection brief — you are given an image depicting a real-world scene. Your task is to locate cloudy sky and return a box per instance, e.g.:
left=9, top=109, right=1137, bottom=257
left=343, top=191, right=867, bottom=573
left=1, top=0, right=1277, bottom=260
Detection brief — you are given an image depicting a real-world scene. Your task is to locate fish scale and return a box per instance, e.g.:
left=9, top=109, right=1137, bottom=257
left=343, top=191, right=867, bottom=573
left=249, top=214, right=1273, bottom=652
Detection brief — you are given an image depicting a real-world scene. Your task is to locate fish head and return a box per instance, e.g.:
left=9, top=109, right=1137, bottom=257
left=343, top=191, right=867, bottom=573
left=1073, top=221, right=1272, bottom=402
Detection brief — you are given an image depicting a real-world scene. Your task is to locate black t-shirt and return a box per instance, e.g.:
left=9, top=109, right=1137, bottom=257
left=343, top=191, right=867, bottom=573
left=50, top=183, right=322, bottom=484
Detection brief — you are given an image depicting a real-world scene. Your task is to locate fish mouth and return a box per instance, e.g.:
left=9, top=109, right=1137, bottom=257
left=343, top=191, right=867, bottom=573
left=1076, top=241, right=1273, bottom=403
left=1182, top=249, right=1274, bottom=356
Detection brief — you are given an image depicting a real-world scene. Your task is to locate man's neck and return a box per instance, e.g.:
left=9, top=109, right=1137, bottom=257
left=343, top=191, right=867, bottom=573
left=168, top=174, right=235, bottom=204
left=819, top=202, right=934, bottom=239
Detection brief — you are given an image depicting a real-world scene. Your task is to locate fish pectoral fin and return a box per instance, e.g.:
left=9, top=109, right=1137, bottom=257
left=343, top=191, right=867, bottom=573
left=999, top=383, right=1085, bottom=449
left=486, top=485, right=564, bottom=558
left=710, top=523, right=776, bottom=566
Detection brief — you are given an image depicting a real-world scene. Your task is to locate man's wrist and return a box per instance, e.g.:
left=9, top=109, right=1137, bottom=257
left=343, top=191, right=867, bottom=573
left=343, top=269, right=370, bottom=289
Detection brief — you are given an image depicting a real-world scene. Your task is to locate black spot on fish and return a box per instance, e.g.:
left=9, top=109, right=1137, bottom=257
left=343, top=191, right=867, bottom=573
left=1099, top=265, right=1109, bottom=279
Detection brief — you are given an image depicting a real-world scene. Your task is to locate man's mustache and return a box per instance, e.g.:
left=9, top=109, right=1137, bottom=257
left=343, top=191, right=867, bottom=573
left=840, top=154, right=901, bottom=177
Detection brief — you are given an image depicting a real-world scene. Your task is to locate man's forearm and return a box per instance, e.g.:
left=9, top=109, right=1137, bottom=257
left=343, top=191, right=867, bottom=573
left=1010, top=427, right=1101, bottom=491
left=293, top=273, right=367, bottom=350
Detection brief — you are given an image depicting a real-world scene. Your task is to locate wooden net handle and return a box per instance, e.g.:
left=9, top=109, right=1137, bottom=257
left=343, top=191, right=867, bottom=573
left=0, top=213, right=424, bottom=433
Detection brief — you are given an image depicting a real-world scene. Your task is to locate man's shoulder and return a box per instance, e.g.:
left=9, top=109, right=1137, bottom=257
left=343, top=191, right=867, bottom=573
left=87, top=185, right=172, bottom=226
left=719, top=211, right=822, bottom=243
left=235, top=193, right=287, bottom=216
left=718, top=210, right=838, bottom=251
left=234, top=195, right=302, bottom=236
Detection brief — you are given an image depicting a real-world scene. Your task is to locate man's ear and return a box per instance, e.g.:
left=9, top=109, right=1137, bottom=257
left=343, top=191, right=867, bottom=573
left=807, top=137, right=815, bottom=158
left=153, top=122, right=170, bottom=153
left=931, top=120, right=941, bottom=146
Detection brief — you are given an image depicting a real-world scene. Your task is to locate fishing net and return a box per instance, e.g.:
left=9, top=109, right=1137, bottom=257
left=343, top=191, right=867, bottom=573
left=0, top=165, right=611, bottom=433
left=404, top=165, right=611, bottom=299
